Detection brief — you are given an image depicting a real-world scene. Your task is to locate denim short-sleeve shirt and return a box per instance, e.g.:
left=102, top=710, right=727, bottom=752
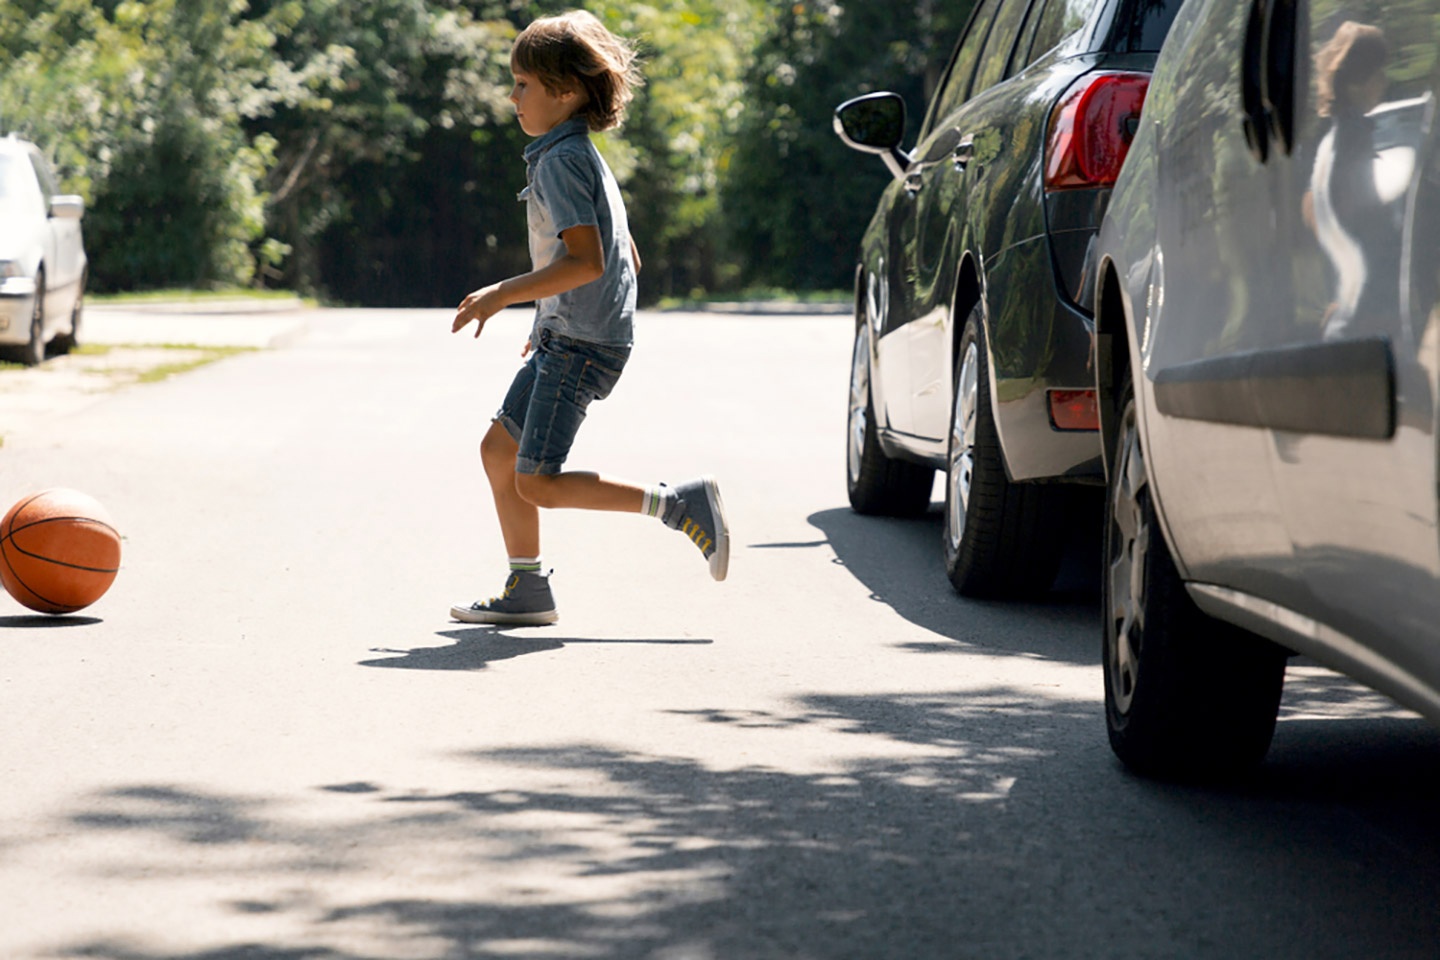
left=521, top=117, right=636, bottom=347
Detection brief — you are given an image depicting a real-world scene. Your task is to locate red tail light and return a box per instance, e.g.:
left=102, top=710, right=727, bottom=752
left=1044, top=72, right=1149, bottom=191
left=1048, top=389, right=1099, bottom=431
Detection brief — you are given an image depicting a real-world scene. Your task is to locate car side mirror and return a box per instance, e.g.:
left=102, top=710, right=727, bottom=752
left=49, top=195, right=85, bottom=220
left=834, top=92, right=911, bottom=180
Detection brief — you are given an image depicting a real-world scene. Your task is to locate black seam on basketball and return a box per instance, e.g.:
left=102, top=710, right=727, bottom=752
left=6, top=515, right=119, bottom=538
left=1, top=518, right=120, bottom=573
left=4, top=491, right=53, bottom=538
left=5, top=551, right=119, bottom=575
left=3, top=536, right=119, bottom=573
left=2, top=537, right=79, bottom=610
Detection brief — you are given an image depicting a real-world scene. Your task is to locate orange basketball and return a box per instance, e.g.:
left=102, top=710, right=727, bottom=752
left=0, top=489, right=121, bottom=615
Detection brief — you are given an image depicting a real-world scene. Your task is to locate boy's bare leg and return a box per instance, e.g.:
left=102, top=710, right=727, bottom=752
left=482, top=435, right=728, bottom=582
left=515, top=472, right=646, bottom=512
left=480, top=421, right=541, bottom=559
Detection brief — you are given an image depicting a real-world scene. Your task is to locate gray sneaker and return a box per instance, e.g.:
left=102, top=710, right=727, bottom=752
left=450, top=570, right=558, bottom=625
left=663, top=476, right=730, bottom=581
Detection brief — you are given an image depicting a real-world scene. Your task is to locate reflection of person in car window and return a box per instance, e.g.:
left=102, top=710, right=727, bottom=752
left=1308, top=21, right=1397, bottom=342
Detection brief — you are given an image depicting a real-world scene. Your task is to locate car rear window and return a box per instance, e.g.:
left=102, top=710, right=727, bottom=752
left=0, top=152, right=43, bottom=220
left=1028, top=0, right=1091, bottom=61
left=1108, top=0, right=1185, bottom=53
left=0, top=154, right=18, bottom=198
left=0, top=155, right=23, bottom=212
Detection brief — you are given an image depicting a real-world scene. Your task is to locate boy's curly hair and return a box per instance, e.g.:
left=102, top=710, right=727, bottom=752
left=511, top=11, right=643, bottom=132
left=1314, top=21, right=1388, bottom=117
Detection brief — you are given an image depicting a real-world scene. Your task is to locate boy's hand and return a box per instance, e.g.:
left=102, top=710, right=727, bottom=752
left=453, top=283, right=507, bottom=337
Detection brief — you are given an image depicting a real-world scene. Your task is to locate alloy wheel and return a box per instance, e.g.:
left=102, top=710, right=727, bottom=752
left=23, top=273, right=45, bottom=366
left=847, top=324, right=872, bottom=486
left=946, top=339, right=980, bottom=555
left=1107, top=403, right=1149, bottom=715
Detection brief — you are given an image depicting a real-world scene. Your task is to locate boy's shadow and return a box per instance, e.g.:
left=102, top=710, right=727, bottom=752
left=360, top=628, right=711, bottom=671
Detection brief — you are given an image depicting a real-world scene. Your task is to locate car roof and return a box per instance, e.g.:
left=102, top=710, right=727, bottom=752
left=0, top=134, right=37, bottom=156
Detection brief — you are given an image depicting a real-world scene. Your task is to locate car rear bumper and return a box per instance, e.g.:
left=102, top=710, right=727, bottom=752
left=992, top=385, right=1105, bottom=481
left=985, top=237, right=1105, bottom=482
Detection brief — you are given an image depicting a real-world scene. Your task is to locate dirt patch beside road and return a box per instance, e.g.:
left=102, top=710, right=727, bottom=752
left=0, top=345, right=245, bottom=446
left=0, top=300, right=309, bottom=447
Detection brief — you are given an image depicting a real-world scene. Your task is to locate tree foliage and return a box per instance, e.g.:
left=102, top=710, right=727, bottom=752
left=719, top=0, right=972, bottom=292
left=0, top=0, right=963, bottom=302
left=0, top=0, right=281, bottom=289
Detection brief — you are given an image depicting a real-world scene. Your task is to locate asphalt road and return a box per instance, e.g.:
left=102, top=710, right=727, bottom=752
left=2, top=307, right=1439, bottom=959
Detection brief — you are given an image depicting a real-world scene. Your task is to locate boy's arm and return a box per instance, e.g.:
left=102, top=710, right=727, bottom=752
left=631, top=236, right=642, bottom=274
left=453, top=224, right=605, bottom=337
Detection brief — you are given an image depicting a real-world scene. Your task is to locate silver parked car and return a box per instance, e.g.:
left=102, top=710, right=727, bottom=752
left=0, top=135, right=87, bottom=365
left=1093, top=0, right=1440, bottom=777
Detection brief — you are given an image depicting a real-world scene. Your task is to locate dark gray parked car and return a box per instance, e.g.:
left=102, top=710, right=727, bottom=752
left=834, top=0, right=1182, bottom=598
left=1093, top=0, right=1440, bottom=777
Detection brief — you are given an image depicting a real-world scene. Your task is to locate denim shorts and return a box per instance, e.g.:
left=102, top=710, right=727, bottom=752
left=496, top=332, right=631, bottom=475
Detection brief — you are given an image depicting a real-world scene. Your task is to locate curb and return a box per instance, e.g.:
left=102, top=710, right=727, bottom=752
left=87, top=297, right=308, bottom=316
left=83, top=302, right=313, bottom=350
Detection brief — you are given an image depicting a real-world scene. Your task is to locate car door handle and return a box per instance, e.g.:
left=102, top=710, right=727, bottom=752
left=953, top=139, right=975, bottom=169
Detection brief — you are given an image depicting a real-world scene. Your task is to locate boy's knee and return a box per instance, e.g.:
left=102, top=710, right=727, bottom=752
left=480, top=428, right=515, bottom=470
left=514, top=472, right=562, bottom=508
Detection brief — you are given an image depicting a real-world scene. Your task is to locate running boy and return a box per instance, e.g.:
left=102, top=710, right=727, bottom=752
left=450, top=10, right=728, bottom=625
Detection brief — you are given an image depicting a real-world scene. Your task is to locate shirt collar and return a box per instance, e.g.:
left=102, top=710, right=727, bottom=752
left=523, top=117, right=590, bottom=165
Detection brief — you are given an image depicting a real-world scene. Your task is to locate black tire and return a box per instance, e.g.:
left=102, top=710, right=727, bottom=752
left=53, top=271, right=84, bottom=355
left=846, top=319, right=934, bottom=516
left=1103, top=372, right=1287, bottom=780
left=20, top=270, right=45, bottom=366
left=942, top=305, right=1069, bottom=598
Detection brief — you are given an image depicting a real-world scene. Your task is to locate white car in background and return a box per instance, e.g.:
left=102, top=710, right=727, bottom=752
left=0, top=135, right=87, bottom=365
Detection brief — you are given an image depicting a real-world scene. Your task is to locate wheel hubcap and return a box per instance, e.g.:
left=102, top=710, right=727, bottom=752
left=1107, top=407, right=1148, bottom=715
left=848, top=326, right=871, bottom=485
left=946, top=340, right=979, bottom=553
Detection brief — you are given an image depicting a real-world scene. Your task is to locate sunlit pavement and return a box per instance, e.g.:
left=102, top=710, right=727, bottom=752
left=1, top=307, right=1437, bottom=960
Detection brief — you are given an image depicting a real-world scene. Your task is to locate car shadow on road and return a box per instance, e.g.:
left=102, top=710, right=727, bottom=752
left=359, top=628, right=712, bottom=670
left=48, top=683, right=1440, bottom=960
left=806, top=504, right=1102, bottom=665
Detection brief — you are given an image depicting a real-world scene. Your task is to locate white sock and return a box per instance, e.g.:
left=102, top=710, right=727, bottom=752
left=509, top=556, right=541, bottom=573
left=641, top=484, right=677, bottom=522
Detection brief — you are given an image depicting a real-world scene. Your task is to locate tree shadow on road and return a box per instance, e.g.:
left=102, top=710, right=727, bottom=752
left=806, top=505, right=1102, bottom=665
left=359, top=628, right=712, bottom=670
left=48, top=683, right=1440, bottom=960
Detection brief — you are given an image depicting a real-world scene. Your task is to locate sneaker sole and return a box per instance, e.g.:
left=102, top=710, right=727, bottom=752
left=699, top=476, right=730, bottom=582
left=449, top=605, right=559, bottom=626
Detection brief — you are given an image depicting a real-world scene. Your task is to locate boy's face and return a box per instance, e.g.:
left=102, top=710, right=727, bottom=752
left=510, top=70, right=582, bottom=137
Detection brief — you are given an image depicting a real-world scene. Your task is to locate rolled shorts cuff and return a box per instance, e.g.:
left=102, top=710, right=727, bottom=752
left=515, top=455, right=564, bottom=476
left=495, top=412, right=524, bottom=444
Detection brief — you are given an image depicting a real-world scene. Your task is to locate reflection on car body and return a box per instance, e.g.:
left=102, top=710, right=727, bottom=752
left=1093, top=0, right=1440, bottom=778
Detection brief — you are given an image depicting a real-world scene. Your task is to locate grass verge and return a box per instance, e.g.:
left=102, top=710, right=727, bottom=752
left=133, top=345, right=256, bottom=383
left=89, top=287, right=315, bottom=306
left=0, top=343, right=256, bottom=382
left=655, top=288, right=849, bottom=310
